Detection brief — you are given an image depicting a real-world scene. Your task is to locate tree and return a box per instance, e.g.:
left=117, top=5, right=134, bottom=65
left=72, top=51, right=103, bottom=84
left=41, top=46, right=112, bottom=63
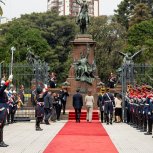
left=129, top=3, right=152, bottom=27
left=88, top=16, right=126, bottom=82
left=128, top=19, right=153, bottom=63
left=0, top=11, right=77, bottom=84
left=115, top=0, right=153, bottom=30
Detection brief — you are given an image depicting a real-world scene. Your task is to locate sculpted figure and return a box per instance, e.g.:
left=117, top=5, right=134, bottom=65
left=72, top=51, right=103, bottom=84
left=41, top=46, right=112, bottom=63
left=76, top=0, right=89, bottom=34
left=118, top=50, right=142, bottom=65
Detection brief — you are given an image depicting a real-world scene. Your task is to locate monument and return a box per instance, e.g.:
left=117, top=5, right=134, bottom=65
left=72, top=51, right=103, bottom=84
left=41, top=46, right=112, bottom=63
left=65, top=0, right=100, bottom=95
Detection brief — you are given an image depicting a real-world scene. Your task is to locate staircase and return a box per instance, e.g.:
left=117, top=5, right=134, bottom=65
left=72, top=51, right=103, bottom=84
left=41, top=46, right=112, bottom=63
left=68, top=110, right=99, bottom=120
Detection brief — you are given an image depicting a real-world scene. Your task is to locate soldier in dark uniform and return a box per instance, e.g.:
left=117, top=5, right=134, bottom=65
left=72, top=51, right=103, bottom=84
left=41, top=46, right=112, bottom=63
left=102, top=88, right=115, bottom=124
left=35, top=86, right=45, bottom=131
left=97, top=88, right=105, bottom=123
left=0, top=75, right=13, bottom=147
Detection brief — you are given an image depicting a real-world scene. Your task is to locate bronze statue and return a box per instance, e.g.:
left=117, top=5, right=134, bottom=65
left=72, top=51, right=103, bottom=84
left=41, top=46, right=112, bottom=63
left=76, top=0, right=89, bottom=34
left=74, top=44, right=95, bottom=84
left=117, top=50, right=142, bottom=65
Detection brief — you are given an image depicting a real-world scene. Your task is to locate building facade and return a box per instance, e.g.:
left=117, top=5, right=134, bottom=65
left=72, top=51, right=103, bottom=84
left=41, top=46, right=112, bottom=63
left=47, top=0, right=99, bottom=16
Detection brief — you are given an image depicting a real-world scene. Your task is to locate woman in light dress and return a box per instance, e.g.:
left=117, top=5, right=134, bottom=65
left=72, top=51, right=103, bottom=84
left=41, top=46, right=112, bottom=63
left=85, top=90, right=94, bottom=122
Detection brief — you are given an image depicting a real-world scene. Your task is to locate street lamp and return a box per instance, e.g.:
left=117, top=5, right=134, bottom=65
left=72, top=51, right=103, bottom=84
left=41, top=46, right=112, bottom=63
left=10, top=46, right=16, bottom=75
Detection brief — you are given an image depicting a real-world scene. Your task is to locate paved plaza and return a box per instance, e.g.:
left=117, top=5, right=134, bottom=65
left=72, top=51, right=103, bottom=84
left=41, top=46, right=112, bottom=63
left=0, top=120, right=153, bottom=153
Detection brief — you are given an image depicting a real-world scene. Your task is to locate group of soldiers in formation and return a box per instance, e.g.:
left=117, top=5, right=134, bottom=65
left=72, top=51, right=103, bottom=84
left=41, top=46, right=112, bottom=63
left=125, top=85, right=153, bottom=137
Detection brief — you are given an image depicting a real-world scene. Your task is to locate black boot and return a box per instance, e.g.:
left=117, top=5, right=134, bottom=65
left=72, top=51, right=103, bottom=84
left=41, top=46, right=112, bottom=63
left=0, top=129, right=8, bottom=147
left=0, top=141, right=9, bottom=147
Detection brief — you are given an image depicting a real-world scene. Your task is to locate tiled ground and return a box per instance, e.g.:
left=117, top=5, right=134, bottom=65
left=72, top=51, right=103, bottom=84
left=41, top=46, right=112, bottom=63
left=103, top=122, right=153, bottom=153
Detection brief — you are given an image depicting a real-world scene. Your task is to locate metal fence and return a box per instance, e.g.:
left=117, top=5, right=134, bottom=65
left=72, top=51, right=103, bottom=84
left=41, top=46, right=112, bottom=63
left=0, top=63, right=34, bottom=93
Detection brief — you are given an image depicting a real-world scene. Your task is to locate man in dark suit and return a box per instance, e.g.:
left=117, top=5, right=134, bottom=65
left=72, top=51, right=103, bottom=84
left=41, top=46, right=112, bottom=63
left=73, top=89, right=83, bottom=123
left=44, top=89, right=53, bottom=125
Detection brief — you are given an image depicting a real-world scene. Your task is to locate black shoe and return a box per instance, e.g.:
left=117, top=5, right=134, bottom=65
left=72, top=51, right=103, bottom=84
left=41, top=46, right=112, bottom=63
left=45, top=120, right=50, bottom=125
left=0, top=142, right=9, bottom=147
left=144, top=132, right=152, bottom=135
left=36, top=127, right=43, bottom=131
left=107, top=122, right=109, bottom=125
left=110, top=122, right=112, bottom=125
left=46, top=122, right=50, bottom=125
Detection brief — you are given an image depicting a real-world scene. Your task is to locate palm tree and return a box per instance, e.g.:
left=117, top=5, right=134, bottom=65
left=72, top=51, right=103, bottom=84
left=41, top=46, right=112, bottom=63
left=0, top=0, right=5, bottom=16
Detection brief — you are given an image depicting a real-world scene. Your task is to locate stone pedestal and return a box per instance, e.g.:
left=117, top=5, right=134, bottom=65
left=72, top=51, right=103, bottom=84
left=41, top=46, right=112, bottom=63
left=66, top=34, right=101, bottom=109
left=66, top=34, right=100, bottom=109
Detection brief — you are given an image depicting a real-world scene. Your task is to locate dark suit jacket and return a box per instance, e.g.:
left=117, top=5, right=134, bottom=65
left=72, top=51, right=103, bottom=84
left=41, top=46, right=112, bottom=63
left=73, top=93, right=83, bottom=109
left=44, top=93, right=53, bottom=109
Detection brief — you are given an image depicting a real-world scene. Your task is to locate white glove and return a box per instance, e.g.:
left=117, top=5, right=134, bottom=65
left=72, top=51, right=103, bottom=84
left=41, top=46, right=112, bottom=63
left=148, top=112, right=151, bottom=115
left=8, top=74, right=13, bottom=81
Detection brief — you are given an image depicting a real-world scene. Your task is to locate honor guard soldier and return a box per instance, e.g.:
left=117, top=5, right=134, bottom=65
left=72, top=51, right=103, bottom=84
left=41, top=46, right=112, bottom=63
left=97, top=88, right=105, bottom=123
left=102, top=88, right=115, bottom=124
left=0, top=75, right=13, bottom=147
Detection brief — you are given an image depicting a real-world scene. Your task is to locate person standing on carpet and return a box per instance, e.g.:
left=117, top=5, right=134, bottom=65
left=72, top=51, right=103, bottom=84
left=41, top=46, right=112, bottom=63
left=97, top=89, right=105, bottom=123
left=103, top=88, right=115, bottom=125
left=85, top=90, right=94, bottom=122
left=73, top=89, right=83, bottom=123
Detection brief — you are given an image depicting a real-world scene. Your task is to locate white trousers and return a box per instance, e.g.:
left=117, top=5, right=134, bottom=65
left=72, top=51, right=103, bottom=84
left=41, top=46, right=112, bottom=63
left=86, top=105, right=93, bottom=122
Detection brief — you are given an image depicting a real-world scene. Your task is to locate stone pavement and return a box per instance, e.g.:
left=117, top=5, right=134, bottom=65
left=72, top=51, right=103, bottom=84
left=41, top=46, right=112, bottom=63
left=103, top=122, right=153, bottom=153
left=0, top=120, right=66, bottom=153
left=0, top=120, right=153, bottom=153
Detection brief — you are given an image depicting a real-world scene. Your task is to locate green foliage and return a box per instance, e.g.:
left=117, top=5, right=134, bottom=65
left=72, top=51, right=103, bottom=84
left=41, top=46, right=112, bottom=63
left=0, top=11, right=77, bottom=84
left=129, top=3, right=152, bottom=27
left=128, top=19, right=153, bottom=63
left=115, top=0, right=153, bottom=30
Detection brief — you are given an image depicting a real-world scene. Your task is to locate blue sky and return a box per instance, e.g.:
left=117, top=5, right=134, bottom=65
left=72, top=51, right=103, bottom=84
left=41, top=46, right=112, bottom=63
left=2, top=0, right=122, bottom=20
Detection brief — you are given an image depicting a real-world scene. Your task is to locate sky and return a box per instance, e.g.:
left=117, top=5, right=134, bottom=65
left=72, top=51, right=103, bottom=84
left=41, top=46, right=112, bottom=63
left=1, top=0, right=122, bottom=20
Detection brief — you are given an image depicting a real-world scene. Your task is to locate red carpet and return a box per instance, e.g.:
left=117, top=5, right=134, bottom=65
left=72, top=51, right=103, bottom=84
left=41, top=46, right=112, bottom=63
left=69, top=110, right=99, bottom=120
left=44, top=120, right=118, bottom=153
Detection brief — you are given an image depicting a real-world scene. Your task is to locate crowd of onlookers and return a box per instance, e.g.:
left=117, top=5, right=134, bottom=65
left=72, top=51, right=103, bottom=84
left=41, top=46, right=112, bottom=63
left=0, top=75, right=25, bottom=125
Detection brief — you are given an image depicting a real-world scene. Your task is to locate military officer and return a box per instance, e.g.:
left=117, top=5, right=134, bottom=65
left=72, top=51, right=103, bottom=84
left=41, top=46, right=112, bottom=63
left=102, top=88, right=115, bottom=124
left=0, top=75, right=13, bottom=147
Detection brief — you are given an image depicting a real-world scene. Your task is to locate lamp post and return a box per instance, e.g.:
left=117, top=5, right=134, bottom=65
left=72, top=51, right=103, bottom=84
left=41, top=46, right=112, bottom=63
left=10, top=46, right=16, bottom=75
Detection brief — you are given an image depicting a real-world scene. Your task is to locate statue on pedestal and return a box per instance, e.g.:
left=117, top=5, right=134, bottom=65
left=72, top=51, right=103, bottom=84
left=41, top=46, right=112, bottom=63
left=76, top=0, right=89, bottom=34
